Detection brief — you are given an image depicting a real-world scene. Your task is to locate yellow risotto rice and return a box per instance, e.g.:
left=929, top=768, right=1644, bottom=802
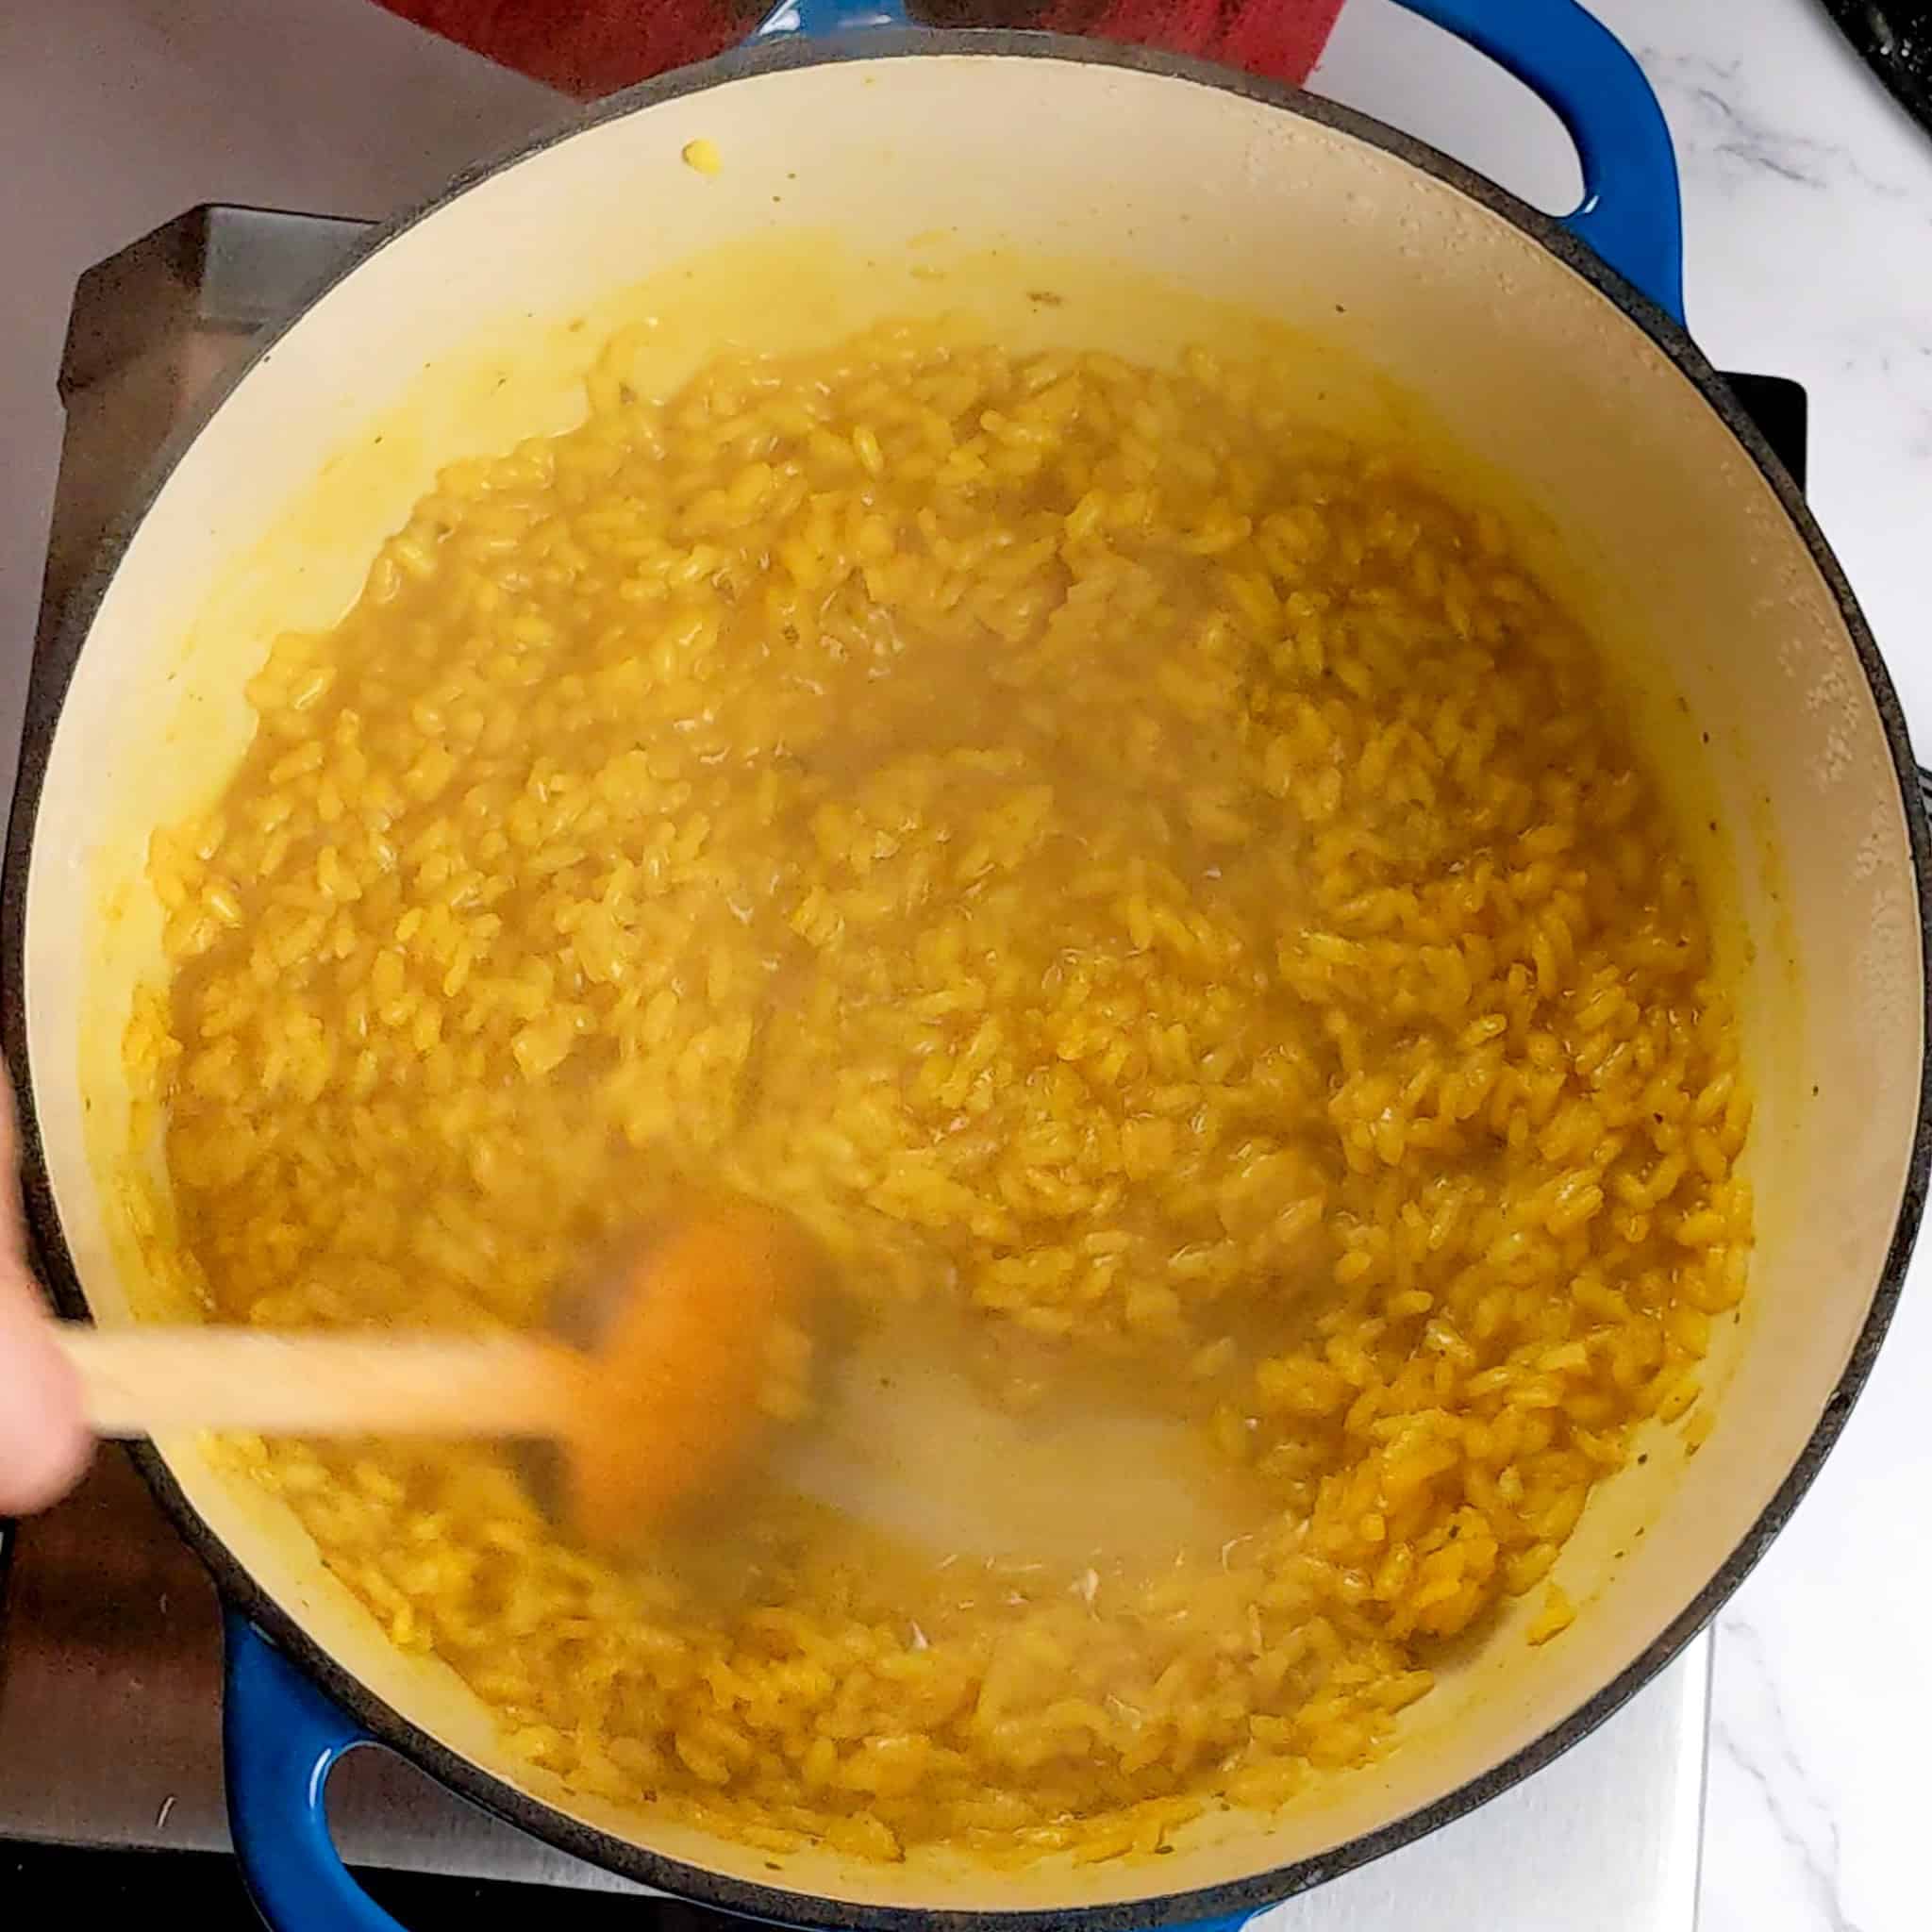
left=128, top=318, right=1751, bottom=1861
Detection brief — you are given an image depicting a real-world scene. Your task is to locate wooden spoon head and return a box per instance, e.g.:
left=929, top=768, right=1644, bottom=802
left=545, top=1198, right=1265, bottom=1575
left=560, top=1196, right=819, bottom=1554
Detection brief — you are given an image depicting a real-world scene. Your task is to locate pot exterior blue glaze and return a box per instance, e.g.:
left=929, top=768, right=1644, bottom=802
left=226, top=1615, right=416, bottom=1932
left=1399, top=0, right=1682, bottom=318
left=758, top=0, right=912, bottom=36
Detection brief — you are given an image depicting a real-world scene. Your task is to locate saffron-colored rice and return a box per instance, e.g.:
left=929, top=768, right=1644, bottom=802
left=127, top=318, right=1750, bottom=1861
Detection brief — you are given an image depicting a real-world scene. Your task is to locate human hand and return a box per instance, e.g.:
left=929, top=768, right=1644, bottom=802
left=0, top=1072, right=89, bottom=1514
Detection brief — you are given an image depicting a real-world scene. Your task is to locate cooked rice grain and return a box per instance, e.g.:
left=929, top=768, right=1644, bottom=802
left=133, top=320, right=1749, bottom=1859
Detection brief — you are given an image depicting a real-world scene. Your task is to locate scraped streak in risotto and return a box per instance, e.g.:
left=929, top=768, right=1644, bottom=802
left=127, top=318, right=1750, bottom=1862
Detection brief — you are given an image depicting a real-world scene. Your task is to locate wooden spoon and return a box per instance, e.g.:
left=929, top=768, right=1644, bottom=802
left=55, top=1194, right=812, bottom=1557
left=58, top=1196, right=1264, bottom=1567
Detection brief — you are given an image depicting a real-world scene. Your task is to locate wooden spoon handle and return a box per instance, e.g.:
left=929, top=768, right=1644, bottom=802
left=54, top=1326, right=587, bottom=1441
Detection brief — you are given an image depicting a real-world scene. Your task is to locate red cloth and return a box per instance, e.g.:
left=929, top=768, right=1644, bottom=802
left=375, top=1, right=1344, bottom=100
left=1042, top=0, right=1343, bottom=85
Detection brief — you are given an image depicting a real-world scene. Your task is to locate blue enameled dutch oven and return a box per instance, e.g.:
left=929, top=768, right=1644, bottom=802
left=3, top=0, right=1925, bottom=1926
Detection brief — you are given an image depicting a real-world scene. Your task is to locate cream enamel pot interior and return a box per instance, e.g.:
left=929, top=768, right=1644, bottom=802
left=4, top=3, right=1928, bottom=1928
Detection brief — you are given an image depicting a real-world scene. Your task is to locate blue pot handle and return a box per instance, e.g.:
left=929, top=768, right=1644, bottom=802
left=1387, top=0, right=1684, bottom=319
left=756, top=0, right=910, bottom=35
left=225, top=1613, right=409, bottom=1932
left=755, top=0, right=1683, bottom=324
left=226, top=1610, right=1264, bottom=1930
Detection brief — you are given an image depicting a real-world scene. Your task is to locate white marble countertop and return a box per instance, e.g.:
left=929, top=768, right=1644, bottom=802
left=2, top=2, right=1928, bottom=1928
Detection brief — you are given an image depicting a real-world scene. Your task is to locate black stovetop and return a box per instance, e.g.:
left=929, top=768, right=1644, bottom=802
left=6, top=1840, right=733, bottom=1928
left=1822, top=0, right=1932, bottom=135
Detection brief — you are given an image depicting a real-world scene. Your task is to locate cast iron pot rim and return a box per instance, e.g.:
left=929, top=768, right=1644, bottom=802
left=4, top=26, right=1926, bottom=1932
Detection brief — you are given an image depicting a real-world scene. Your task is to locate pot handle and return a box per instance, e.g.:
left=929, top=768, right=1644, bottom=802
left=754, top=0, right=1679, bottom=318
left=1388, top=0, right=1684, bottom=321
left=756, top=0, right=910, bottom=35
left=224, top=1612, right=411, bottom=1932
left=754, top=1, right=1679, bottom=318
left=752, top=0, right=1680, bottom=319
left=224, top=1608, right=1264, bottom=1932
